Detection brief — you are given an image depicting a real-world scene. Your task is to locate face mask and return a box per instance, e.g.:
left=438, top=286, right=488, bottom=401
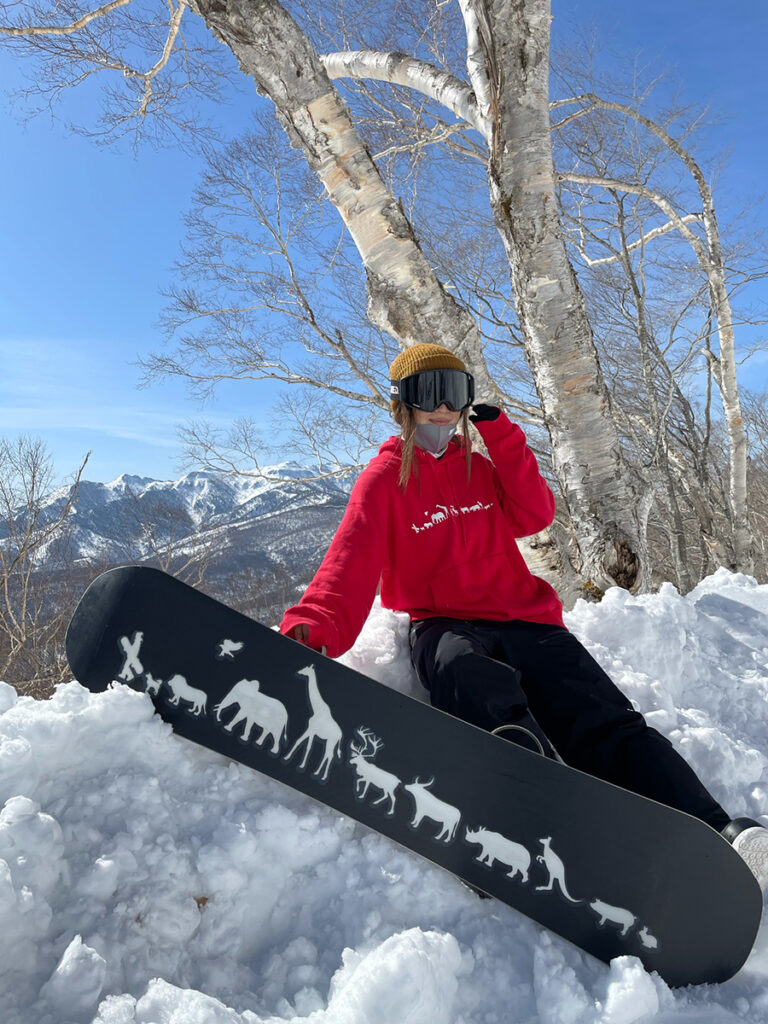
left=414, top=422, right=458, bottom=458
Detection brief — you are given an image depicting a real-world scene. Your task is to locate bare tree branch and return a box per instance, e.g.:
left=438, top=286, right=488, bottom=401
left=125, top=0, right=189, bottom=118
left=0, top=0, right=133, bottom=36
left=572, top=212, right=704, bottom=267
left=559, top=173, right=710, bottom=267
left=321, top=49, right=488, bottom=137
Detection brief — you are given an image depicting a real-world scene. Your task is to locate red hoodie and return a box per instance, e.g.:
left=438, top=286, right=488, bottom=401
left=280, top=412, right=564, bottom=657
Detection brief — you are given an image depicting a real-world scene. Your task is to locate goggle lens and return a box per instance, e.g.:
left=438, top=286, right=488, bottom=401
left=390, top=369, right=474, bottom=412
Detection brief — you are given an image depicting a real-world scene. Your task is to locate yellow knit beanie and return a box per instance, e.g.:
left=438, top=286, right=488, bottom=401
left=389, top=344, right=467, bottom=409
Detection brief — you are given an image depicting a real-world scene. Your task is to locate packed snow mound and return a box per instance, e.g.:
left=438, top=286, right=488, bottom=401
left=2, top=571, right=768, bottom=1023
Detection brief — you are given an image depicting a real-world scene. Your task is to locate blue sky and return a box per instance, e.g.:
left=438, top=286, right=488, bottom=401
left=1, top=0, right=766, bottom=484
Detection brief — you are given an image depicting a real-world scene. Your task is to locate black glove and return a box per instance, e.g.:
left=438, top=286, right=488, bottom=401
left=469, top=404, right=501, bottom=423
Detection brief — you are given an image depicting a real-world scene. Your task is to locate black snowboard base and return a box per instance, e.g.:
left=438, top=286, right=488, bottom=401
left=65, top=566, right=763, bottom=987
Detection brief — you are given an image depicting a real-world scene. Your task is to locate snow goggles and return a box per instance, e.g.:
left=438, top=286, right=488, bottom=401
left=390, top=369, right=475, bottom=412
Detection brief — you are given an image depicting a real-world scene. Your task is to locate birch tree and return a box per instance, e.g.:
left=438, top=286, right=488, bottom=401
left=554, top=92, right=753, bottom=572
left=454, top=0, right=642, bottom=590
left=0, top=438, right=89, bottom=688
left=550, top=53, right=767, bottom=578
left=3, top=0, right=760, bottom=592
left=742, top=393, right=768, bottom=577
left=560, top=198, right=733, bottom=589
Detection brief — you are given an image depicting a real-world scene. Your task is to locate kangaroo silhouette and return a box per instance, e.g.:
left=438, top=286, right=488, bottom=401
left=535, top=837, right=580, bottom=903
left=284, top=665, right=342, bottom=781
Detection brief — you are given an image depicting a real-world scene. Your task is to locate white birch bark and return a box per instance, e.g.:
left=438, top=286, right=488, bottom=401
left=557, top=91, right=752, bottom=571
left=321, top=51, right=488, bottom=137
left=0, top=0, right=132, bottom=36
left=457, top=0, right=496, bottom=125
left=189, top=0, right=497, bottom=398
left=458, top=0, right=642, bottom=590
left=328, top=6, right=645, bottom=589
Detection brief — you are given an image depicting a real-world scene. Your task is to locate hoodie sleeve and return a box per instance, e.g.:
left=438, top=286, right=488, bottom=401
left=474, top=412, right=556, bottom=537
left=280, top=466, right=389, bottom=658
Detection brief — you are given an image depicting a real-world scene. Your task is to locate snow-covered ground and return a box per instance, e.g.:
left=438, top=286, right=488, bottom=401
left=2, top=568, right=768, bottom=1023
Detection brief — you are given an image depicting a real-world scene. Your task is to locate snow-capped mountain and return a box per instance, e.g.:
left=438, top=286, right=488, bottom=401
left=30, top=465, right=353, bottom=623
left=40, top=464, right=350, bottom=564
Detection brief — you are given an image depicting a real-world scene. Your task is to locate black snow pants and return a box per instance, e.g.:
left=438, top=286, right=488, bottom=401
left=409, top=617, right=730, bottom=832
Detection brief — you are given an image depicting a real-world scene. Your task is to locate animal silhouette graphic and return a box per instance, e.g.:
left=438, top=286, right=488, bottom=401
left=348, top=727, right=401, bottom=815
left=535, top=837, right=580, bottom=902
left=118, top=632, right=144, bottom=681
left=144, top=672, right=163, bottom=696
left=589, top=898, right=636, bottom=936
left=217, top=639, right=244, bottom=659
left=165, top=673, right=208, bottom=716
left=639, top=926, right=659, bottom=950
left=284, top=665, right=342, bottom=781
left=464, top=826, right=531, bottom=882
left=213, top=679, right=288, bottom=753
left=403, top=777, right=460, bottom=842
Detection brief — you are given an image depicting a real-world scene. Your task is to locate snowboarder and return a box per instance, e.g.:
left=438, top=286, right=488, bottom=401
left=280, top=343, right=768, bottom=887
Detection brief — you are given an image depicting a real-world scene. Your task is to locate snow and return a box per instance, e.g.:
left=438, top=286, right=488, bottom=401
left=2, top=572, right=768, bottom=1023
left=38, top=466, right=350, bottom=561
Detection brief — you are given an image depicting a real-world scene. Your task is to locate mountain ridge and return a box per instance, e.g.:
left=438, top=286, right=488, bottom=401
left=36, top=464, right=352, bottom=564
left=5, top=465, right=353, bottom=627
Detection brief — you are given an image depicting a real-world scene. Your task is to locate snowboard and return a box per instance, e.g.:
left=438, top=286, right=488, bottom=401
left=65, top=566, right=763, bottom=987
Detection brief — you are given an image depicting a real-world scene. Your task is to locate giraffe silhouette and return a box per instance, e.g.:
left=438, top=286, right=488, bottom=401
left=284, top=664, right=343, bottom=781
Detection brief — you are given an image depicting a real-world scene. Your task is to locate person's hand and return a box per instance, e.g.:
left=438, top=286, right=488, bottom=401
left=289, top=623, right=327, bottom=655
left=291, top=623, right=312, bottom=645
left=469, top=404, right=501, bottom=423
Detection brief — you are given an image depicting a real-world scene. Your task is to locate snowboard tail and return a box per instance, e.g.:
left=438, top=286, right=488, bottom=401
left=65, top=566, right=763, bottom=986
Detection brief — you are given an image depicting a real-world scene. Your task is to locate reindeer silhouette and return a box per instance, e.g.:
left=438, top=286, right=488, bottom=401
left=284, top=665, right=342, bottom=781
left=349, top=727, right=401, bottom=814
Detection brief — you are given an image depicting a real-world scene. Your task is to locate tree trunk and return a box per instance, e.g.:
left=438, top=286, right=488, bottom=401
left=559, top=92, right=752, bottom=573
left=703, top=285, right=752, bottom=572
left=190, top=0, right=496, bottom=395
left=463, top=0, right=642, bottom=590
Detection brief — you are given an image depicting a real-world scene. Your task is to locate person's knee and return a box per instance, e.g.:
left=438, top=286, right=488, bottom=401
left=433, top=635, right=480, bottom=682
